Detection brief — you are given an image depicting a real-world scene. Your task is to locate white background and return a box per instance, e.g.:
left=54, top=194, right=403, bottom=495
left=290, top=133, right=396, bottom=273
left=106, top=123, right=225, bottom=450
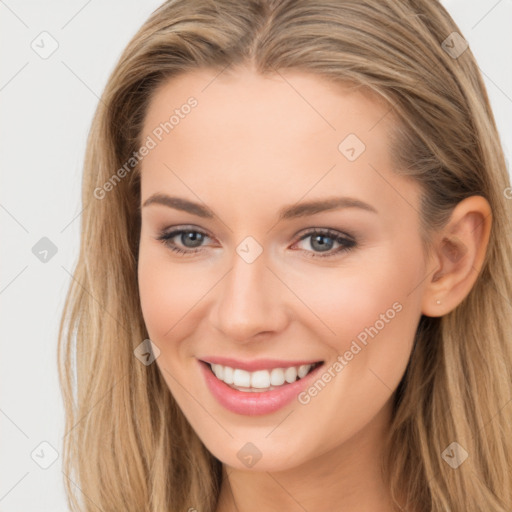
left=1, top=1, right=511, bottom=510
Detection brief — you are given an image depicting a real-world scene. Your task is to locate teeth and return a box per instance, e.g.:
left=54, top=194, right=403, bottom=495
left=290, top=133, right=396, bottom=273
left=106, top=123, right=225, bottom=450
left=284, top=366, right=297, bottom=383
left=223, top=365, right=234, bottom=384
left=210, top=362, right=318, bottom=391
left=233, top=368, right=251, bottom=387
left=270, top=368, right=285, bottom=386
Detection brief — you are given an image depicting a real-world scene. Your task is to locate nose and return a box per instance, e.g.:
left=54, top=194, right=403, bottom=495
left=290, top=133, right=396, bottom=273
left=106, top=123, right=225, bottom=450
left=208, top=245, right=288, bottom=343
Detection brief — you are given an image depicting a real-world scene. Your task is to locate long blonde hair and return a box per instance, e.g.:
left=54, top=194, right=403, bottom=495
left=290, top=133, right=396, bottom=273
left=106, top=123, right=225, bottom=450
left=58, top=1, right=512, bottom=510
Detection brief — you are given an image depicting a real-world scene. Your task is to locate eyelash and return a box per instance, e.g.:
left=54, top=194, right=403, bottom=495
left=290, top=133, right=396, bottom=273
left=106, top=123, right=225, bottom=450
left=156, top=226, right=357, bottom=259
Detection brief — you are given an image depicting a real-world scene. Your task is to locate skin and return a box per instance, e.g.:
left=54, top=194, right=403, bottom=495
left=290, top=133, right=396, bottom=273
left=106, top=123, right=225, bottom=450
left=137, top=65, right=492, bottom=512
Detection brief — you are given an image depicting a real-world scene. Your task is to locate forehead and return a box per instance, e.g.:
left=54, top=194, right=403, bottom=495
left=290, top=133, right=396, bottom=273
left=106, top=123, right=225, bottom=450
left=139, top=67, right=419, bottom=225
left=142, top=66, right=392, bottom=152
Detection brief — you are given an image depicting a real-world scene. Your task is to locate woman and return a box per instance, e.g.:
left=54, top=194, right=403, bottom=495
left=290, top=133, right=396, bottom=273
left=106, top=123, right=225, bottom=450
left=58, top=1, right=512, bottom=510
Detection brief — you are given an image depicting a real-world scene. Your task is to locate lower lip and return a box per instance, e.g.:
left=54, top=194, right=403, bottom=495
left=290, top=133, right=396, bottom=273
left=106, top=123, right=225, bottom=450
left=198, top=360, right=324, bottom=416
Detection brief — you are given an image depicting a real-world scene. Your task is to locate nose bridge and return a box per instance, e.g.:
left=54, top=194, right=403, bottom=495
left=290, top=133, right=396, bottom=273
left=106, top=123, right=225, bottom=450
left=210, top=238, right=285, bottom=341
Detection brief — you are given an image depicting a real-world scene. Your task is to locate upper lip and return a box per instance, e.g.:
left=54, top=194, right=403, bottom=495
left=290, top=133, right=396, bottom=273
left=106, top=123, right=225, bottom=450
left=199, top=356, right=324, bottom=372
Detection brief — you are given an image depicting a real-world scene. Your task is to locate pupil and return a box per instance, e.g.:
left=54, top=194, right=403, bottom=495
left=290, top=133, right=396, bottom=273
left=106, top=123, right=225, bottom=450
left=312, top=234, right=333, bottom=252
left=183, top=231, right=203, bottom=247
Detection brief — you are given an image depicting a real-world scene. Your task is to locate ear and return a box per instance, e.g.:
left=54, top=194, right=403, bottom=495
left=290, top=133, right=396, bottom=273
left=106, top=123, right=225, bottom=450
left=421, top=195, right=492, bottom=317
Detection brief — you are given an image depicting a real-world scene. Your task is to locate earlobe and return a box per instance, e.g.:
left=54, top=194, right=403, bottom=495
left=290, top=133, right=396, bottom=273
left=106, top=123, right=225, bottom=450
left=421, top=196, right=492, bottom=318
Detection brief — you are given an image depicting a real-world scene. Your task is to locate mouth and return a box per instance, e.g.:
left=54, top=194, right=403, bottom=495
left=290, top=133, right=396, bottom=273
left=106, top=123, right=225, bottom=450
left=201, top=359, right=324, bottom=392
left=198, top=358, right=326, bottom=415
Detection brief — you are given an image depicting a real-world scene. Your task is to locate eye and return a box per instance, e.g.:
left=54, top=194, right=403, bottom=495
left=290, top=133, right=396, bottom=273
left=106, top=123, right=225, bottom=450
left=156, top=226, right=357, bottom=259
left=157, top=227, right=211, bottom=256
left=292, top=228, right=357, bottom=259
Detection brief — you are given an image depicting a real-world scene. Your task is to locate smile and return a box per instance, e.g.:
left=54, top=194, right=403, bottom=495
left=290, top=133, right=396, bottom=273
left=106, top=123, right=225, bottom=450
left=198, top=358, right=325, bottom=415
left=207, top=361, right=323, bottom=391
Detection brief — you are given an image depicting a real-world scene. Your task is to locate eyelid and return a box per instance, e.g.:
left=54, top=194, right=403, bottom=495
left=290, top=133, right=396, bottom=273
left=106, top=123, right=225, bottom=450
left=296, top=227, right=355, bottom=242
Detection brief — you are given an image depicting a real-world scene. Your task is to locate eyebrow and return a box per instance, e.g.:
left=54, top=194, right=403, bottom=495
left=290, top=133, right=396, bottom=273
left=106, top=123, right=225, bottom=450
left=142, top=193, right=378, bottom=220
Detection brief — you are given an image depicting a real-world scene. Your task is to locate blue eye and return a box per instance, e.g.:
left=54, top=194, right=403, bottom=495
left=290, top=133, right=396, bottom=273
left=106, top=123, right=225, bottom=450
left=156, top=227, right=357, bottom=259
left=157, top=228, right=209, bottom=255
left=294, top=228, right=357, bottom=258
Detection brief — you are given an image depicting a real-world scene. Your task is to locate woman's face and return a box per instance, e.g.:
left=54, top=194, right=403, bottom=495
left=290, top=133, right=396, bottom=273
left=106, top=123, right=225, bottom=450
left=137, top=67, right=429, bottom=471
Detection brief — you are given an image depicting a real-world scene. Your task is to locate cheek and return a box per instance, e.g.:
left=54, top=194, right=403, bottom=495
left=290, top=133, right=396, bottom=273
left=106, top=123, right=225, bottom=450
left=137, top=242, right=219, bottom=352
left=331, top=251, right=423, bottom=391
left=295, top=248, right=422, bottom=367
left=290, top=256, right=420, bottom=442
left=137, top=244, right=189, bottom=342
